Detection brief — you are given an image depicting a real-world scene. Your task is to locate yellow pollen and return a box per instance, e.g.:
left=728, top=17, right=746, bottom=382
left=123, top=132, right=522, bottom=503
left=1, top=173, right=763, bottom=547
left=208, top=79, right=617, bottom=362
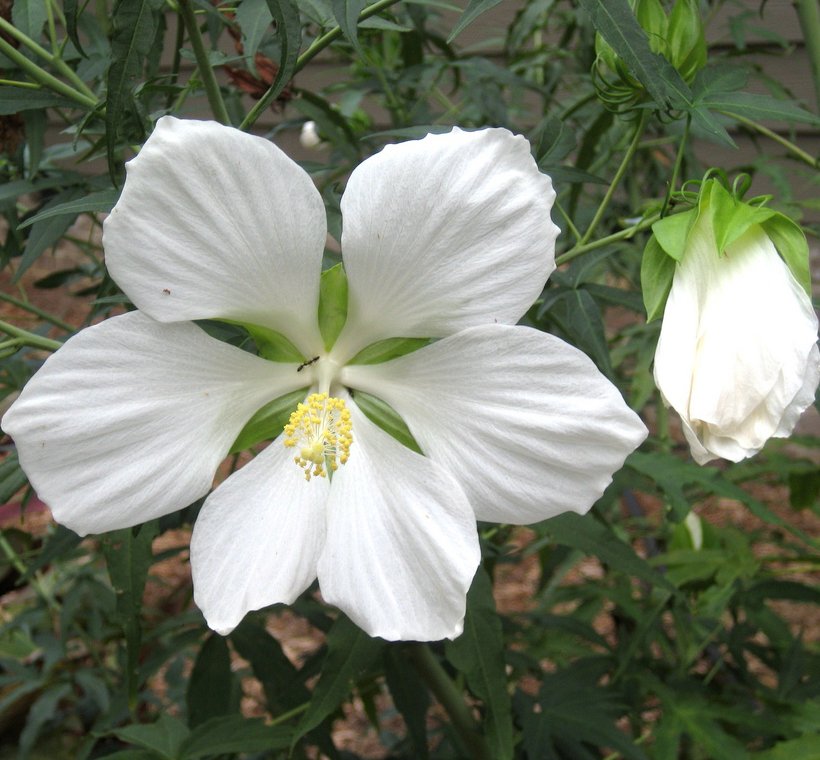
left=283, top=393, right=353, bottom=481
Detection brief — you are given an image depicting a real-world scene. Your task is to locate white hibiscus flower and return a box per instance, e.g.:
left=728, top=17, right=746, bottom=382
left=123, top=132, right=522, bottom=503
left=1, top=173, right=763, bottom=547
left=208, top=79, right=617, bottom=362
left=2, top=117, right=646, bottom=641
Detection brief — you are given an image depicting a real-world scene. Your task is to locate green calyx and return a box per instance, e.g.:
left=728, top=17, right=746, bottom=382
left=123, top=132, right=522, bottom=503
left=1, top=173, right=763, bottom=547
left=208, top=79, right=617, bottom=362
left=595, top=0, right=706, bottom=110
left=641, top=176, right=811, bottom=321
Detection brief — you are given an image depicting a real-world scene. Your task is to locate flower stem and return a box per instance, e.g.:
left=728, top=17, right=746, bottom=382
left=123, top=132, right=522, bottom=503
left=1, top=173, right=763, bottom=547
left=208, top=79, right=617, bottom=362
left=0, top=36, right=97, bottom=110
left=578, top=111, right=649, bottom=247
left=405, top=643, right=493, bottom=760
left=0, top=292, right=73, bottom=332
left=240, top=0, right=402, bottom=130
left=0, top=16, right=96, bottom=99
left=556, top=213, right=660, bottom=266
left=661, top=114, right=690, bottom=216
left=0, top=320, right=63, bottom=352
left=794, top=0, right=820, bottom=111
left=179, top=0, right=230, bottom=125
left=722, top=110, right=819, bottom=168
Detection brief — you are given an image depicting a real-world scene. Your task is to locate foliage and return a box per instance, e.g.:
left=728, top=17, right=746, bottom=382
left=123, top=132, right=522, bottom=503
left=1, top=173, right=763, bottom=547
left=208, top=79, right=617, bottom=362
left=0, top=0, right=819, bottom=758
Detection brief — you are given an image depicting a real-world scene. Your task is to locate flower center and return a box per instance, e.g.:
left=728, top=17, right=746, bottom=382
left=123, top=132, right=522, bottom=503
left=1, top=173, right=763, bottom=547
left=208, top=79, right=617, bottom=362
left=283, top=393, right=353, bottom=481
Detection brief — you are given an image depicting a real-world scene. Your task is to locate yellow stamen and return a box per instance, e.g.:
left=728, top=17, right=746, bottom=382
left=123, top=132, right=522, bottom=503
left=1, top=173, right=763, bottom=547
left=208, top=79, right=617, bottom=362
left=283, top=393, right=353, bottom=481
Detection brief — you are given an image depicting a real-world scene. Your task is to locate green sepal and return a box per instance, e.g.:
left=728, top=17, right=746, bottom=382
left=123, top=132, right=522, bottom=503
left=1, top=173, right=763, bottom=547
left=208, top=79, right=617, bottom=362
left=651, top=206, right=696, bottom=261
left=641, top=235, right=677, bottom=321
left=229, top=388, right=308, bottom=454
left=348, top=337, right=431, bottom=365
left=761, top=212, right=812, bottom=296
left=704, top=179, right=775, bottom=256
left=351, top=390, right=422, bottom=454
left=318, top=263, right=349, bottom=351
left=241, top=323, right=305, bottom=363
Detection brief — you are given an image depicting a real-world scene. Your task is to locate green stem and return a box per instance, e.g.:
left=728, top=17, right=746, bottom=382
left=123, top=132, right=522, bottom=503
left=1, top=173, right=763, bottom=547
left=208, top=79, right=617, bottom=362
left=405, top=644, right=493, bottom=760
left=794, top=0, right=820, bottom=111
left=723, top=110, right=819, bottom=168
left=0, top=531, right=61, bottom=614
left=557, top=213, right=659, bottom=265
left=269, top=701, right=310, bottom=726
left=166, top=9, right=186, bottom=110
left=662, top=114, right=690, bottom=216
left=0, top=320, right=63, bottom=351
left=0, top=16, right=95, bottom=99
left=0, top=37, right=97, bottom=109
left=554, top=200, right=582, bottom=243
left=578, top=111, right=649, bottom=246
left=0, top=292, right=73, bottom=332
left=240, top=0, right=402, bottom=130
left=179, top=0, right=230, bottom=125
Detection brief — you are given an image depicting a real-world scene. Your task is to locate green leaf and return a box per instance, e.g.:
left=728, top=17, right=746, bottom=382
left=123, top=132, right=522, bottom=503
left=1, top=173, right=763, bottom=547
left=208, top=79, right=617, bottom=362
left=240, top=322, right=305, bottom=363
left=332, top=0, right=367, bottom=53
left=348, top=336, right=431, bottom=365
left=351, top=389, right=422, bottom=453
left=112, top=714, right=189, bottom=760
left=754, top=735, right=820, bottom=760
left=539, top=288, right=614, bottom=380
left=383, top=648, right=430, bottom=760
left=0, top=451, right=28, bottom=504
left=18, top=189, right=119, bottom=229
left=447, top=0, right=502, bottom=42
left=577, top=0, right=691, bottom=110
left=63, top=0, right=87, bottom=57
left=106, top=0, right=164, bottom=181
left=187, top=634, right=235, bottom=727
left=703, top=91, right=820, bottom=126
left=516, top=667, right=649, bottom=760
left=762, top=212, right=812, bottom=295
left=102, top=521, right=159, bottom=709
left=263, top=0, right=302, bottom=103
left=545, top=510, right=676, bottom=591
left=12, top=0, right=48, bottom=41
left=640, top=235, right=676, bottom=321
left=236, top=0, right=273, bottom=65
left=229, top=388, right=307, bottom=453
left=651, top=206, right=696, bottom=261
left=0, top=87, right=75, bottom=114
left=180, top=716, right=292, bottom=759
left=628, top=451, right=819, bottom=547
left=445, top=568, right=514, bottom=760
left=292, top=615, right=384, bottom=746
left=18, top=683, right=72, bottom=760
left=318, top=263, right=348, bottom=351
left=230, top=617, right=311, bottom=713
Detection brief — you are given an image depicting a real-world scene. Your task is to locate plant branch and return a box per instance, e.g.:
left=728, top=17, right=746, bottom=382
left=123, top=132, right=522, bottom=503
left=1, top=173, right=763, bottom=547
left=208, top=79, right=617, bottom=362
left=0, top=292, right=73, bottom=332
left=557, top=212, right=659, bottom=265
left=240, top=0, right=402, bottom=130
left=662, top=114, right=690, bottom=216
left=0, top=320, right=63, bottom=352
left=578, top=110, right=649, bottom=246
left=179, top=0, right=230, bottom=125
left=0, top=16, right=95, bottom=99
left=405, top=644, right=493, bottom=760
left=0, top=36, right=97, bottom=109
left=722, top=110, right=819, bottom=168
left=794, top=0, right=820, bottom=111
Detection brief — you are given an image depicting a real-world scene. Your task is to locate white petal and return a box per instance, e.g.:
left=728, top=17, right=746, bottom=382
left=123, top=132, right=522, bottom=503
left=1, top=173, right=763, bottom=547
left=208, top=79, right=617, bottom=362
left=191, top=438, right=329, bottom=635
left=1, top=312, right=302, bottom=535
left=318, top=401, right=480, bottom=641
left=333, top=128, right=559, bottom=358
left=103, top=117, right=326, bottom=354
left=654, top=224, right=820, bottom=462
left=341, top=325, right=647, bottom=525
